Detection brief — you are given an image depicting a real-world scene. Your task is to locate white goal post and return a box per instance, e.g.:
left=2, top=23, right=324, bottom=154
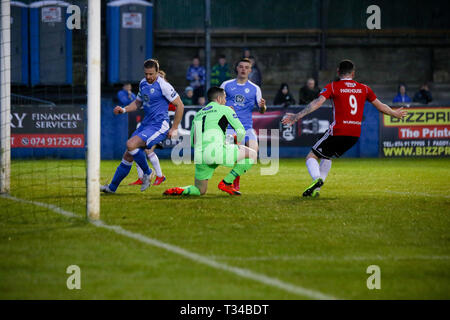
left=86, top=0, right=101, bottom=220
left=0, top=0, right=11, bottom=194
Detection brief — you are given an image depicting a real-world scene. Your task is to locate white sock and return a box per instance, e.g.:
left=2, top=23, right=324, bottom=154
left=148, top=152, right=163, bottom=177
left=319, top=159, right=332, bottom=181
left=136, top=162, right=144, bottom=180
left=306, top=158, right=321, bottom=181
left=317, top=159, right=332, bottom=191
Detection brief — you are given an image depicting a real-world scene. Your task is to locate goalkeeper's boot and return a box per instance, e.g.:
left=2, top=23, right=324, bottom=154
left=233, top=176, right=240, bottom=191
left=153, top=175, right=166, bottom=186
left=128, top=178, right=143, bottom=185
left=140, top=170, right=155, bottom=192
left=302, top=178, right=323, bottom=197
left=163, top=187, right=185, bottom=196
left=218, top=180, right=241, bottom=196
left=100, top=184, right=115, bottom=194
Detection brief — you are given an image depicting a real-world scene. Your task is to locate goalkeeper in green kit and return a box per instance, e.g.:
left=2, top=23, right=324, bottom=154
left=163, top=86, right=257, bottom=196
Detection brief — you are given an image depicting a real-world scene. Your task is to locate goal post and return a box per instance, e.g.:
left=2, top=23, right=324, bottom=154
left=0, top=0, right=11, bottom=194
left=86, top=0, right=101, bottom=220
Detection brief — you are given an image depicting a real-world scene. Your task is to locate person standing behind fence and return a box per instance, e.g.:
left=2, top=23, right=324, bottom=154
left=186, top=56, right=206, bottom=105
left=299, top=78, right=320, bottom=105
left=413, top=82, right=433, bottom=104
left=274, top=83, right=296, bottom=107
left=117, top=83, right=136, bottom=107
left=211, top=54, right=232, bottom=87
left=248, top=56, right=262, bottom=87
left=392, top=83, right=412, bottom=103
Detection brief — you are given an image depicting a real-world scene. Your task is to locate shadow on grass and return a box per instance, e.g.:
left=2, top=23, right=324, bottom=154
left=149, top=195, right=237, bottom=200
left=283, top=196, right=339, bottom=202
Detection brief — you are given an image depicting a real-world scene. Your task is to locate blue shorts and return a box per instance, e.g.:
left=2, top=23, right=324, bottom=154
left=226, top=127, right=257, bottom=144
left=131, top=120, right=170, bottom=149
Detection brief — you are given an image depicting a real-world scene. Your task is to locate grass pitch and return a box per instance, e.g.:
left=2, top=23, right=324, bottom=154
left=0, top=158, right=449, bottom=299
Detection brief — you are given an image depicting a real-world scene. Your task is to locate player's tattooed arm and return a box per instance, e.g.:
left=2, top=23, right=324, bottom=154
left=281, top=96, right=326, bottom=125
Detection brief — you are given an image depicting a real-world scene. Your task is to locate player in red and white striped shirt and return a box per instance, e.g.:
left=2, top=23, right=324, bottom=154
left=282, top=60, right=408, bottom=197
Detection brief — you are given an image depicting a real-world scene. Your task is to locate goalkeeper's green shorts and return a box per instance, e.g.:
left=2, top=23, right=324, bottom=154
left=195, top=144, right=239, bottom=181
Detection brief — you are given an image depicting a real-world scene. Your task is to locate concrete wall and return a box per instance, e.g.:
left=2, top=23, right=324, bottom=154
left=153, top=34, right=450, bottom=103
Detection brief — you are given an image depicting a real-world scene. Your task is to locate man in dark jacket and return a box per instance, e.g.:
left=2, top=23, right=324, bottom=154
left=413, top=83, right=433, bottom=104
left=274, top=83, right=296, bottom=107
left=248, top=56, right=262, bottom=87
left=299, top=78, right=320, bottom=105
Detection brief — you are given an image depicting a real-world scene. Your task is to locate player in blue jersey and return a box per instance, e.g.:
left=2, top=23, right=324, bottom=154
left=101, top=59, right=185, bottom=193
left=220, top=57, right=266, bottom=190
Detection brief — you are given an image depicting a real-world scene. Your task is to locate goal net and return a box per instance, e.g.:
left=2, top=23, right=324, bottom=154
left=1, top=0, right=100, bottom=221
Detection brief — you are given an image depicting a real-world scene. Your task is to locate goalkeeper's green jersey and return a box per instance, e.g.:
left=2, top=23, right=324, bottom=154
left=190, top=101, right=246, bottom=151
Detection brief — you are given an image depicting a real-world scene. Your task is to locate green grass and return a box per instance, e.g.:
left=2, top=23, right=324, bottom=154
left=1, top=158, right=449, bottom=299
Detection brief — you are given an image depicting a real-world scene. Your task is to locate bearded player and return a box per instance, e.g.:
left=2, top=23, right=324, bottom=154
left=130, top=70, right=173, bottom=186
left=220, top=57, right=266, bottom=191
left=282, top=60, right=408, bottom=197
left=163, top=86, right=256, bottom=196
left=101, top=59, right=184, bottom=193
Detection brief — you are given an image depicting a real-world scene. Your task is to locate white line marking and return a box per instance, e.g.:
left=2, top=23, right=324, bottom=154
left=209, top=255, right=450, bottom=262
left=1, top=194, right=337, bottom=300
left=383, top=190, right=450, bottom=199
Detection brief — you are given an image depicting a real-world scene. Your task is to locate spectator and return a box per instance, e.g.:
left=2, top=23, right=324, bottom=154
left=413, top=82, right=433, bottom=104
left=198, top=96, right=206, bottom=107
left=243, top=48, right=251, bottom=59
left=248, top=55, right=262, bottom=87
left=393, top=83, right=412, bottom=103
left=182, top=86, right=194, bottom=106
left=299, top=78, right=320, bottom=104
left=158, top=70, right=167, bottom=80
left=273, top=83, right=296, bottom=107
left=117, top=82, right=136, bottom=107
left=211, top=54, right=232, bottom=86
left=186, top=56, right=206, bottom=104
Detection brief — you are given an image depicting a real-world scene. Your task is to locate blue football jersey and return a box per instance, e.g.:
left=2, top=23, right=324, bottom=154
left=220, top=79, right=262, bottom=130
left=136, top=76, right=179, bottom=127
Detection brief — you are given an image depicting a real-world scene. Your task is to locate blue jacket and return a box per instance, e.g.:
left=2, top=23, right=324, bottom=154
left=117, top=89, right=136, bottom=107
left=186, top=65, right=206, bottom=88
left=392, top=93, right=411, bottom=103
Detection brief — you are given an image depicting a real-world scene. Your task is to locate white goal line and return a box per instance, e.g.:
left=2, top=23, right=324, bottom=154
left=209, top=254, right=450, bottom=262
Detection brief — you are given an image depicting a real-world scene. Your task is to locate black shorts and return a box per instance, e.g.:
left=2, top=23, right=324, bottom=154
left=311, top=131, right=359, bottom=159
